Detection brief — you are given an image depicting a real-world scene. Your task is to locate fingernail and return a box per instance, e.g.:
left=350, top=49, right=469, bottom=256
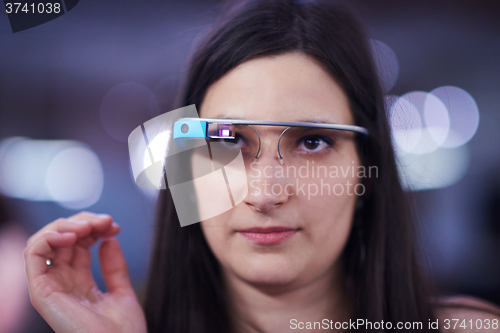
left=98, top=214, right=111, bottom=218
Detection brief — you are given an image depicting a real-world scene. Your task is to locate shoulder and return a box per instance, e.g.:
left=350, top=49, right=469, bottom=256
left=434, top=296, right=500, bottom=333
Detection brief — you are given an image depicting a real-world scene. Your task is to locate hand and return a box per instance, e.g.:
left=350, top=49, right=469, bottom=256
left=24, top=212, right=147, bottom=333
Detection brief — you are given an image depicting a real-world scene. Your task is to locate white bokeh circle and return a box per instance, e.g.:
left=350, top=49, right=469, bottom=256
left=430, top=86, right=479, bottom=148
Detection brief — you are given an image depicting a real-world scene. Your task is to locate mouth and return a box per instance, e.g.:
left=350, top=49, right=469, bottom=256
left=237, top=226, right=300, bottom=245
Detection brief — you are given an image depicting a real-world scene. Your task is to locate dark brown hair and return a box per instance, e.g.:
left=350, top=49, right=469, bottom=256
left=144, top=0, right=437, bottom=332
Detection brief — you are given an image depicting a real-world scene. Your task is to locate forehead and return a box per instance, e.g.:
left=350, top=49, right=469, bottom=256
left=199, top=52, right=353, bottom=125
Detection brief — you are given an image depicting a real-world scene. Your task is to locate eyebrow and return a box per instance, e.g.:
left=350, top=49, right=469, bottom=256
left=295, top=117, right=341, bottom=124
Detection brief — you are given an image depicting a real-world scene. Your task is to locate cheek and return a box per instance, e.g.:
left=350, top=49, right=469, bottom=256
left=200, top=215, right=236, bottom=268
left=305, top=199, right=355, bottom=265
left=190, top=144, right=249, bottom=224
left=297, top=184, right=356, bottom=258
left=295, top=147, right=360, bottom=214
left=286, top=194, right=355, bottom=284
left=295, top=148, right=360, bottom=268
left=201, top=222, right=226, bottom=267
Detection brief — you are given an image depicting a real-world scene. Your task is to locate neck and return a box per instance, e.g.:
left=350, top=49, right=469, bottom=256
left=223, top=264, right=352, bottom=333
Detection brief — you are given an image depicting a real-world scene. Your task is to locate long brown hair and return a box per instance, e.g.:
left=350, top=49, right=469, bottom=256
left=144, top=0, right=437, bottom=331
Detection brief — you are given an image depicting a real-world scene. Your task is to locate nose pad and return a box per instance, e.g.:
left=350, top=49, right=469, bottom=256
left=251, top=125, right=291, bottom=166
left=277, top=150, right=284, bottom=165
left=276, top=127, right=292, bottom=165
left=247, top=125, right=262, bottom=160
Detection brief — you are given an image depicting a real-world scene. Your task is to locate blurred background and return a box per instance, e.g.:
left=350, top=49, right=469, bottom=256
left=0, top=0, right=499, bottom=331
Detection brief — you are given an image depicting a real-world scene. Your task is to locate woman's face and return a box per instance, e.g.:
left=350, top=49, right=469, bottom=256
left=198, top=52, right=360, bottom=289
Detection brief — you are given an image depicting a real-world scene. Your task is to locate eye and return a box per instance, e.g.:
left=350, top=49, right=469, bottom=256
left=211, top=133, right=247, bottom=149
left=230, top=133, right=247, bottom=146
left=297, top=135, right=332, bottom=152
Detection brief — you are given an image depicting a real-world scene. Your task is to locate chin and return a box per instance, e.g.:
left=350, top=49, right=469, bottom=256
left=235, top=253, right=302, bottom=288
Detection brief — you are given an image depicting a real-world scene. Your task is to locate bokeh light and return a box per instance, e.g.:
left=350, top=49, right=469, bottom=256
left=390, top=86, right=479, bottom=191
left=370, top=40, right=399, bottom=93
left=390, top=94, right=423, bottom=154
left=46, top=146, right=104, bottom=209
left=430, top=86, right=480, bottom=148
left=0, top=138, right=70, bottom=200
left=397, top=145, right=470, bottom=191
left=424, top=92, right=450, bottom=148
left=0, top=138, right=104, bottom=209
left=100, top=82, right=160, bottom=142
left=392, top=91, right=449, bottom=155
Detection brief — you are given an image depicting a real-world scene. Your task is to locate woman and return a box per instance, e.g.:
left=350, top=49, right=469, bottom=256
left=24, top=0, right=500, bottom=332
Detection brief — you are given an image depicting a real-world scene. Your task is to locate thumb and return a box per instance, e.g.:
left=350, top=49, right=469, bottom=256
left=98, top=237, right=133, bottom=294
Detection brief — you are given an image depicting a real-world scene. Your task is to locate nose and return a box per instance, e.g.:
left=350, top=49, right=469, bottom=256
left=244, top=151, right=292, bottom=212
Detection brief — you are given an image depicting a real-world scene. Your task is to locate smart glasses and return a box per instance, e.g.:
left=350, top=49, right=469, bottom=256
left=128, top=105, right=370, bottom=226
left=174, top=117, right=369, bottom=166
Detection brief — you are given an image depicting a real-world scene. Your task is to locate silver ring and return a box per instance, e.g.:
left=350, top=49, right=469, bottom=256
left=45, top=258, right=53, bottom=266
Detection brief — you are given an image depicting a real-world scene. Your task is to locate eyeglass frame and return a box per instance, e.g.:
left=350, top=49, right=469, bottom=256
left=173, top=117, right=369, bottom=164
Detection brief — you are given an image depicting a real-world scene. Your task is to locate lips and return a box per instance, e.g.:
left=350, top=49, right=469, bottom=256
left=237, top=226, right=299, bottom=245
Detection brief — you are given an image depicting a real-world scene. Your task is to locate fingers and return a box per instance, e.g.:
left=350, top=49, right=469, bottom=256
left=24, top=231, right=77, bottom=280
left=25, top=212, right=120, bottom=273
left=98, top=237, right=134, bottom=295
left=70, top=212, right=120, bottom=247
left=68, top=222, right=119, bottom=270
left=27, top=219, right=91, bottom=247
left=69, top=211, right=114, bottom=234
left=76, top=222, right=120, bottom=248
left=70, top=243, right=93, bottom=270
left=27, top=212, right=119, bottom=248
